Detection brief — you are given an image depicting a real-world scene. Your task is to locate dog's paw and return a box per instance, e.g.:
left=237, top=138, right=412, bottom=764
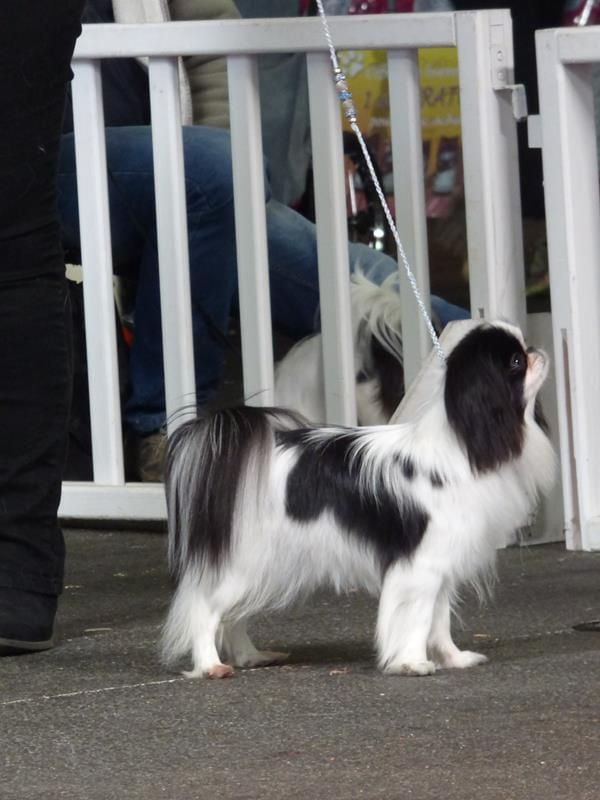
left=384, top=659, right=436, bottom=676
left=207, top=663, right=235, bottom=679
left=183, top=663, right=235, bottom=680
left=236, top=650, right=290, bottom=669
left=438, top=650, right=488, bottom=670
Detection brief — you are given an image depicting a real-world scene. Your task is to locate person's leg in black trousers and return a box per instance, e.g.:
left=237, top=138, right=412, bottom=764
left=0, top=2, right=84, bottom=655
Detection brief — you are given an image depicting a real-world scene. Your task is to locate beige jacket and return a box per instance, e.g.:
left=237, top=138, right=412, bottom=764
left=112, top=0, right=239, bottom=128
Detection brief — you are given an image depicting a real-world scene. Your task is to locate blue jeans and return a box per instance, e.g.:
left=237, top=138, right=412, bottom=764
left=57, top=125, right=468, bottom=434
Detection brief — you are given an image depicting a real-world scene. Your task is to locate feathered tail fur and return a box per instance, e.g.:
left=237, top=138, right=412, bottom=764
left=165, top=406, right=306, bottom=580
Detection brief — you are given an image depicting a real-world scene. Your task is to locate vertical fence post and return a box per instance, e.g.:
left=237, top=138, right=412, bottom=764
left=148, top=58, right=196, bottom=436
left=71, top=60, right=124, bottom=484
left=456, top=9, right=526, bottom=328
left=536, top=30, right=600, bottom=551
left=388, top=49, right=433, bottom=385
left=227, top=54, right=275, bottom=407
left=307, top=52, right=357, bottom=426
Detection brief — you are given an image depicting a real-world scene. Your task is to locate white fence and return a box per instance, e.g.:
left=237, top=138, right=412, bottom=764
left=59, top=11, right=531, bottom=526
left=535, top=25, right=600, bottom=551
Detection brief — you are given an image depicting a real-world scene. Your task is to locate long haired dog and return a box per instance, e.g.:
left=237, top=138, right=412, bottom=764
left=163, top=321, right=555, bottom=679
left=275, top=271, right=409, bottom=425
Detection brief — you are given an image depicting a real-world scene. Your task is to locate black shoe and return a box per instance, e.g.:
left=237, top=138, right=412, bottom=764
left=0, top=588, right=57, bottom=656
left=573, top=620, right=600, bottom=633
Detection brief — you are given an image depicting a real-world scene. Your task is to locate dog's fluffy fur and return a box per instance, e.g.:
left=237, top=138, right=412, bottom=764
left=163, top=321, right=556, bottom=679
left=275, top=271, right=407, bottom=424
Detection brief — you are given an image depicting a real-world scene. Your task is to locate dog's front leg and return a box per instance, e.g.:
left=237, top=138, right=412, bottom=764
left=376, top=561, right=440, bottom=676
left=427, top=588, right=488, bottom=670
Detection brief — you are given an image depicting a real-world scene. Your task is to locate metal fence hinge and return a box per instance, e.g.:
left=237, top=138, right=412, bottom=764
left=507, top=83, right=528, bottom=121
left=488, top=18, right=528, bottom=120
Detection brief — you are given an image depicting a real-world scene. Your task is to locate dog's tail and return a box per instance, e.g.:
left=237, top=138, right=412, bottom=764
left=165, top=406, right=305, bottom=582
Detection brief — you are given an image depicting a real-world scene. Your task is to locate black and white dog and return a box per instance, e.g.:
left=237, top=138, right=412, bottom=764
left=275, top=271, right=408, bottom=425
left=162, top=321, right=555, bottom=679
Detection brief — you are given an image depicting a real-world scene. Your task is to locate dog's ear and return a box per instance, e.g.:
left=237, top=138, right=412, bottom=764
left=444, top=330, right=525, bottom=473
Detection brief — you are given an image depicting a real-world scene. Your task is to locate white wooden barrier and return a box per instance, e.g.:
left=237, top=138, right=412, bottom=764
left=60, top=11, right=528, bottom=523
left=535, top=26, right=600, bottom=551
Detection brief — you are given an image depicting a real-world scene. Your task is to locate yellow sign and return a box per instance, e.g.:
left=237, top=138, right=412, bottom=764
left=339, top=47, right=461, bottom=216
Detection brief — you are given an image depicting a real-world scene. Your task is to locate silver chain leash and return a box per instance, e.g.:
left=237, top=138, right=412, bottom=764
left=314, top=0, right=446, bottom=362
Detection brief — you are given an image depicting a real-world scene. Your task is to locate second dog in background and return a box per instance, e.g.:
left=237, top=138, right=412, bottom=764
left=275, top=272, right=418, bottom=425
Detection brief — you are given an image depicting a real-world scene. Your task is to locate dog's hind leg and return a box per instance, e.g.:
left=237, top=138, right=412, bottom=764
left=376, top=560, right=441, bottom=676
left=427, top=588, right=487, bottom=670
left=220, top=620, right=289, bottom=669
left=182, top=591, right=234, bottom=680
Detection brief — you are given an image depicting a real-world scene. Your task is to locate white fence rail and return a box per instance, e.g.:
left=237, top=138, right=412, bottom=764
left=60, top=11, right=528, bottom=524
left=535, top=26, right=600, bottom=551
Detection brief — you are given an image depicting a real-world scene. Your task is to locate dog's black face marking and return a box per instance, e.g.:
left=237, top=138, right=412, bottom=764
left=444, top=326, right=528, bottom=474
left=281, top=430, right=429, bottom=570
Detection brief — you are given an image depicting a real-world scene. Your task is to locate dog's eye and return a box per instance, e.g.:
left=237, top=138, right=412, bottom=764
left=510, top=352, right=526, bottom=371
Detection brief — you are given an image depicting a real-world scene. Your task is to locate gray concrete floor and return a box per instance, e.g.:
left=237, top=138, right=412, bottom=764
left=1, top=531, right=599, bottom=800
